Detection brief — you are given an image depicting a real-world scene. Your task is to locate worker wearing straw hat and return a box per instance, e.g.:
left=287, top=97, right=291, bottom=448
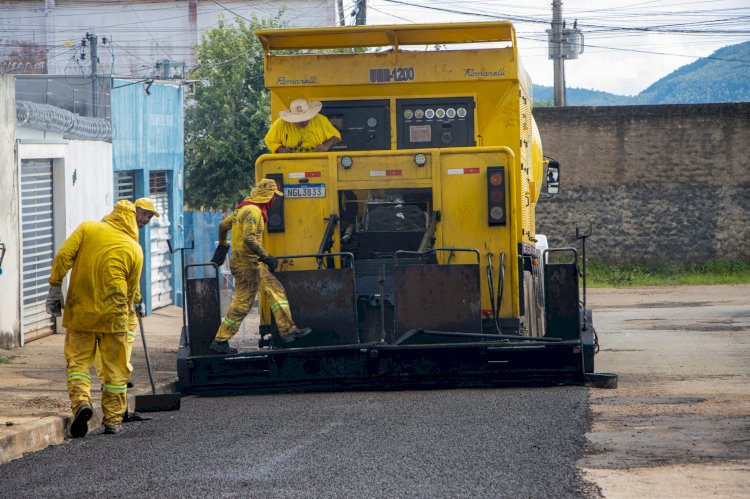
left=264, top=98, right=342, bottom=153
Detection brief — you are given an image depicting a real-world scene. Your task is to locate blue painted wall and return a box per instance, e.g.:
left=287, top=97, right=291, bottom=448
left=183, top=210, right=234, bottom=284
left=112, top=80, right=184, bottom=313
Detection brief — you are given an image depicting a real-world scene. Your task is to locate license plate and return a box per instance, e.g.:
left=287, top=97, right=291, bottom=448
left=284, top=184, right=326, bottom=199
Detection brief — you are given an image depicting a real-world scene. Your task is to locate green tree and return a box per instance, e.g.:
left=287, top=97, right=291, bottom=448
left=185, top=15, right=285, bottom=210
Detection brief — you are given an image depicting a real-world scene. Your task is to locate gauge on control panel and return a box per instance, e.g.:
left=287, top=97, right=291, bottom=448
left=397, top=97, right=475, bottom=149
left=367, top=117, right=378, bottom=128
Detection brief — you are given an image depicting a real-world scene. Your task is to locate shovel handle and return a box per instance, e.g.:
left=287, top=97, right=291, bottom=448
left=137, top=312, right=158, bottom=395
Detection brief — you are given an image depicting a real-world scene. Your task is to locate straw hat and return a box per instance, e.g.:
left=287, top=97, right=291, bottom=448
left=279, top=98, right=322, bottom=123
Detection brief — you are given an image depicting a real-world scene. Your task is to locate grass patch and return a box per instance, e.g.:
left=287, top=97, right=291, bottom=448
left=583, top=260, right=750, bottom=287
left=0, top=356, right=12, bottom=364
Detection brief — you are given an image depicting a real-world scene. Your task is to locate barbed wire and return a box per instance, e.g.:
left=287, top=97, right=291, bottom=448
left=16, top=100, right=113, bottom=141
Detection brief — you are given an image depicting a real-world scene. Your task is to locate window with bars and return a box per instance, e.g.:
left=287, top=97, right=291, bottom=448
left=150, top=171, right=168, bottom=195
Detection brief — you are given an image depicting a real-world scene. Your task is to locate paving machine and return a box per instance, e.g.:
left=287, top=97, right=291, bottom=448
left=177, top=22, right=615, bottom=394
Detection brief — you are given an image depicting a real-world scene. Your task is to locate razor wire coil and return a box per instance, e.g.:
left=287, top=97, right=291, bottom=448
left=16, top=100, right=113, bottom=141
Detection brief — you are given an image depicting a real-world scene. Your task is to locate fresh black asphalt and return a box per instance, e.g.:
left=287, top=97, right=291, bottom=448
left=0, top=387, right=597, bottom=498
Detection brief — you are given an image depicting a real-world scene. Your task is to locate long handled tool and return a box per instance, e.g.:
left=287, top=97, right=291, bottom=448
left=134, top=311, right=181, bottom=412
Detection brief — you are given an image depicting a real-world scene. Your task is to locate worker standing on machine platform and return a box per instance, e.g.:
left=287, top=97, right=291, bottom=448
left=209, top=178, right=312, bottom=354
left=264, top=98, right=341, bottom=153
left=46, top=200, right=144, bottom=437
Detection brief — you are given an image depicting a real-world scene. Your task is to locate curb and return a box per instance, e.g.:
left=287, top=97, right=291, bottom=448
left=0, top=380, right=180, bottom=465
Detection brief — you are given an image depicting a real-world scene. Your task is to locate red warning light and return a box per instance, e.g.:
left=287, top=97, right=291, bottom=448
left=487, top=167, right=506, bottom=226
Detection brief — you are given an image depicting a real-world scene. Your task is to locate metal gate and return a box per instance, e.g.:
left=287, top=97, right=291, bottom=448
left=149, top=171, right=172, bottom=308
left=20, top=159, right=55, bottom=342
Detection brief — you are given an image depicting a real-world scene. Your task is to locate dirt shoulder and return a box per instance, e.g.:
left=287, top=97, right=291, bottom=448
left=581, top=285, right=750, bottom=498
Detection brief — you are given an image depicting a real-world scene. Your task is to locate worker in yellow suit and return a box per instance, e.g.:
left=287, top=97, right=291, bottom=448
left=264, top=98, right=341, bottom=153
left=46, top=200, right=144, bottom=437
left=93, top=198, right=159, bottom=402
left=209, top=178, right=311, bottom=354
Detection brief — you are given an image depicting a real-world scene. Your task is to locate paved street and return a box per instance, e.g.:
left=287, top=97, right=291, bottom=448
left=2, top=285, right=748, bottom=498
left=0, top=387, right=594, bottom=498
left=582, top=285, right=750, bottom=498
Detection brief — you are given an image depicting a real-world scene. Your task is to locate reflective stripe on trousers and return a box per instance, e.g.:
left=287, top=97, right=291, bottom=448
left=215, top=265, right=296, bottom=342
left=65, top=328, right=130, bottom=426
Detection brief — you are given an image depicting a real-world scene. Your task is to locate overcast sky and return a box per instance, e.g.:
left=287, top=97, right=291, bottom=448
left=361, top=0, right=750, bottom=96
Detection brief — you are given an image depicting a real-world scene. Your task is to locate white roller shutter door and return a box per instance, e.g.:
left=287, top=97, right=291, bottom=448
left=149, top=172, right=172, bottom=308
left=20, top=159, right=55, bottom=342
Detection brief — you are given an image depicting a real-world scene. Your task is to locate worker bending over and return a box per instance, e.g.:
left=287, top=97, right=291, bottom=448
left=209, top=179, right=311, bottom=354
left=264, top=98, right=341, bottom=153
left=46, top=200, right=143, bottom=437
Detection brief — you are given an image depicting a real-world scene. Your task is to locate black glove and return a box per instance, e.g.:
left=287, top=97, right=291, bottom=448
left=211, top=243, right=229, bottom=267
left=261, top=255, right=278, bottom=272
left=46, top=285, right=64, bottom=317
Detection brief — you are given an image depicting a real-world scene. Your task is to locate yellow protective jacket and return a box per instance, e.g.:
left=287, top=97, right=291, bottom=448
left=264, top=114, right=342, bottom=153
left=49, top=200, right=144, bottom=333
left=218, top=202, right=269, bottom=271
left=102, top=208, right=142, bottom=332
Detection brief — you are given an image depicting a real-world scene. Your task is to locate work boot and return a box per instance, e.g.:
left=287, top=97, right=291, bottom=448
left=280, top=327, right=312, bottom=343
left=209, top=340, right=238, bottom=355
left=70, top=404, right=93, bottom=438
left=103, top=424, right=122, bottom=435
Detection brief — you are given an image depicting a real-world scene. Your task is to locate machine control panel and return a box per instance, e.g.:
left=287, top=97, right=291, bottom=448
left=397, top=97, right=475, bottom=149
left=321, top=100, right=390, bottom=151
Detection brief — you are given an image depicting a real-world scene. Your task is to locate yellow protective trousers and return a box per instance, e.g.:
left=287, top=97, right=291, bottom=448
left=65, top=328, right=130, bottom=426
left=94, top=328, right=136, bottom=377
left=215, top=265, right=295, bottom=342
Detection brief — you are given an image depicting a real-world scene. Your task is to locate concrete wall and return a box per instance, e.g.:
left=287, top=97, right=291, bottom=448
left=534, top=103, right=750, bottom=265
left=0, top=75, right=20, bottom=348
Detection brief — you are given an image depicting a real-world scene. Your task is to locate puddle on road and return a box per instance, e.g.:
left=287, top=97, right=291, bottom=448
left=594, top=396, right=707, bottom=406
left=620, top=301, right=712, bottom=309
left=621, top=319, right=746, bottom=332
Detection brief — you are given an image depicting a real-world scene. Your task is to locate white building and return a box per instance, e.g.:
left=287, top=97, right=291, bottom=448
left=0, top=75, right=113, bottom=348
left=0, top=0, right=338, bottom=78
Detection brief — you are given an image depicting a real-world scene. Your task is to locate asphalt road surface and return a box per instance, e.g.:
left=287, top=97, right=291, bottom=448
left=0, top=387, right=596, bottom=498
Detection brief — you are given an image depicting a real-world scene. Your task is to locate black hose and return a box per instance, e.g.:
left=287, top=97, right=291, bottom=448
left=486, top=253, right=501, bottom=334
left=496, top=252, right=505, bottom=322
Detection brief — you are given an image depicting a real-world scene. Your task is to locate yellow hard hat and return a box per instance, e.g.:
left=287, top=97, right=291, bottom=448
left=134, top=197, right=161, bottom=217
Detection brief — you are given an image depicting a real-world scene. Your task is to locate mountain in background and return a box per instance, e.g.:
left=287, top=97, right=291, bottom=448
left=533, top=41, right=750, bottom=106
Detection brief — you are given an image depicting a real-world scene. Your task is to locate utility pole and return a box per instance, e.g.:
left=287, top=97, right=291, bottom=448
left=548, top=2, right=584, bottom=107
left=354, top=0, right=367, bottom=26
left=551, top=0, right=565, bottom=107
left=337, top=0, right=345, bottom=26
left=86, top=33, right=99, bottom=117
